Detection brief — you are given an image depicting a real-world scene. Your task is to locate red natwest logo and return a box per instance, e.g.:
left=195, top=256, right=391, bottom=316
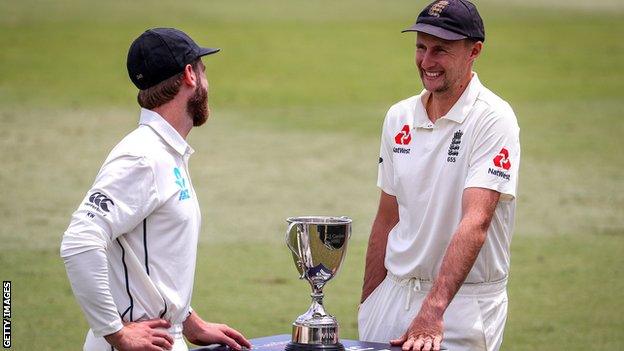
left=395, top=125, right=412, bottom=145
left=493, top=148, right=511, bottom=170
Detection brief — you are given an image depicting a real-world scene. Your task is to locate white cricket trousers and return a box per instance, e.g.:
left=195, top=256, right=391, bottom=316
left=358, top=274, right=508, bottom=351
left=83, top=324, right=188, bottom=351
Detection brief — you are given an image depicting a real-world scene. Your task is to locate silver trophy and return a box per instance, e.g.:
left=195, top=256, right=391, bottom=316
left=285, top=216, right=352, bottom=351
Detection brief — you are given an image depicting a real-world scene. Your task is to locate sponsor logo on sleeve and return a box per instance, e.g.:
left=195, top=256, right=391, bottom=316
left=488, top=147, right=512, bottom=180
left=493, top=147, right=511, bottom=170
left=393, top=124, right=412, bottom=154
left=84, top=191, right=115, bottom=218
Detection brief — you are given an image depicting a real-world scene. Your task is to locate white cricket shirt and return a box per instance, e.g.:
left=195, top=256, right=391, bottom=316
left=61, top=108, right=201, bottom=336
left=378, top=73, right=520, bottom=284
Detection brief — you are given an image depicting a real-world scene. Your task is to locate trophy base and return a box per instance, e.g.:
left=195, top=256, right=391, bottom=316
left=284, top=342, right=344, bottom=351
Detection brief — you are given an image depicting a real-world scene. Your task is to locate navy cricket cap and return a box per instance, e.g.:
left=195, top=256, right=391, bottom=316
left=127, top=28, right=220, bottom=90
left=402, top=0, right=485, bottom=42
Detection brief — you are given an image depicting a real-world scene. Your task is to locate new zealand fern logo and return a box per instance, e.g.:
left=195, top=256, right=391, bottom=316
left=174, top=167, right=190, bottom=200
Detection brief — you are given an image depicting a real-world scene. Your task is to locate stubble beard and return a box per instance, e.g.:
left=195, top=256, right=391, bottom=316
left=187, top=85, right=209, bottom=127
left=430, top=79, right=451, bottom=94
left=420, top=69, right=451, bottom=95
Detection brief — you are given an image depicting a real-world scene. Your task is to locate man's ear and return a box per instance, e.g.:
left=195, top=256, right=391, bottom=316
left=470, top=41, right=483, bottom=61
left=182, top=64, right=197, bottom=88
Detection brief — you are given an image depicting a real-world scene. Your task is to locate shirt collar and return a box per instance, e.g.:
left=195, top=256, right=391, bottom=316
left=138, top=108, right=194, bottom=156
left=415, top=72, right=483, bottom=127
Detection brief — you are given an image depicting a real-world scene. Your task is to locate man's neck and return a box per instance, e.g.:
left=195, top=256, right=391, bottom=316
left=426, top=73, right=473, bottom=123
left=152, top=102, right=192, bottom=139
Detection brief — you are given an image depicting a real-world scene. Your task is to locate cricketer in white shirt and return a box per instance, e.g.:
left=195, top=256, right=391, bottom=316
left=61, top=108, right=201, bottom=347
left=380, top=73, right=519, bottom=283
left=358, top=73, right=520, bottom=351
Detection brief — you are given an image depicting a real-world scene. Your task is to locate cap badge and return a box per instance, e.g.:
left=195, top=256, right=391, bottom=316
left=428, top=0, right=450, bottom=17
left=135, top=73, right=143, bottom=80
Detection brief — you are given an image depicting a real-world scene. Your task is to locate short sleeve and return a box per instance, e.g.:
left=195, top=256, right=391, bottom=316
left=464, top=112, right=520, bottom=201
left=377, top=111, right=396, bottom=196
left=61, top=155, right=160, bottom=257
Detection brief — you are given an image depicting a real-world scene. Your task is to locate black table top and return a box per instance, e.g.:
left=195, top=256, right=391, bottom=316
left=191, top=334, right=403, bottom=351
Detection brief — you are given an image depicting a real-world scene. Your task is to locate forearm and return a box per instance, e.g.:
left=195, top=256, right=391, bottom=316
left=421, top=220, right=488, bottom=316
left=63, top=246, right=123, bottom=336
left=361, top=232, right=387, bottom=302
left=182, top=311, right=201, bottom=341
left=361, top=215, right=397, bottom=302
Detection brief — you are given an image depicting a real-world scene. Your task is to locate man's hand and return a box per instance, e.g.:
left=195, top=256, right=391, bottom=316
left=390, top=308, right=443, bottom=351
left=183, top=311, right=252, bottom=350
left=104, top=318, right=174, bottom=351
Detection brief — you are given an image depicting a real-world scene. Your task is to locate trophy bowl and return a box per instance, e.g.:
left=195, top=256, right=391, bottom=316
left=284, top=216, right=352, bottom=351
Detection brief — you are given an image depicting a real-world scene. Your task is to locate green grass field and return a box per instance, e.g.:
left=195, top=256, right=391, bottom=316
left=1, top=1, right=623, bottom=350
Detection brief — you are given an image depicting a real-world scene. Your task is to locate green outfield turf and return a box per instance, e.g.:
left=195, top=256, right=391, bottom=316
left=0, top=1, right=623, bottom=350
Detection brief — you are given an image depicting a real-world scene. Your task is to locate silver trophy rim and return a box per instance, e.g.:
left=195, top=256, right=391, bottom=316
left=286, top=216, right=352, bottom=225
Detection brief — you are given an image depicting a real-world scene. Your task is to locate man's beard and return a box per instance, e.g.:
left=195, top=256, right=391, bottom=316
left=419, top=69, right=450, bottom=94
left=187, top=85, right=209, bottom=127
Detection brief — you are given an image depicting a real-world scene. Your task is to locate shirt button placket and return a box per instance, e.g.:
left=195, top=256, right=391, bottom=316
left=424, top=122, right=435, bottom=151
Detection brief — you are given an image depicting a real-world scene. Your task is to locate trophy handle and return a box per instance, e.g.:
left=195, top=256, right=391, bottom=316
left=285, top=221, right=305, bottom=279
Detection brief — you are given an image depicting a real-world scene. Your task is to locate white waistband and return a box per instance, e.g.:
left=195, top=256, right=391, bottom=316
left=127, top=322, right=183, bottom=335
left=387, top=273, right=507, bottom=311
left=86, top=324, right=185, bottom=351
left=167, top=323, right=183, bottom=335
left=388, top=273, right=507, bottom=297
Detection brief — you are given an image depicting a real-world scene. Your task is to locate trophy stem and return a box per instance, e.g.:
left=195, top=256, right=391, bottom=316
left=301, top=292, right=328, bottom=320
left=311, top=291, right=324, bottom=304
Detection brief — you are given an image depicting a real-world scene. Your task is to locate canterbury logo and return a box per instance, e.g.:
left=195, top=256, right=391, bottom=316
left=493, top=148, right=512, bottom=170
left=394, top=125, right=412, bottom=145
left=88, top=192, right=115, bottom=212
left=428, top=1, right=450, bottom=17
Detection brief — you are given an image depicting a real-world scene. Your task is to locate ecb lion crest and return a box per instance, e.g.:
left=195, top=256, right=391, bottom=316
left=428, top=1, right=450, bottom=17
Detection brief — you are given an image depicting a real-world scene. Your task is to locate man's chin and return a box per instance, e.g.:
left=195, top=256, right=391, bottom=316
left=421, top=77, right=443, bottom=91
left=193, top=111, right=209, bottom=127
left=423, top=81, right=449, bottom=94
left=187, top=87, right=209, bottom=127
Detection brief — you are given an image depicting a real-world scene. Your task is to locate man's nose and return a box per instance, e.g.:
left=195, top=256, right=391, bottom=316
left=419, top=51, right=435, bottom=70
